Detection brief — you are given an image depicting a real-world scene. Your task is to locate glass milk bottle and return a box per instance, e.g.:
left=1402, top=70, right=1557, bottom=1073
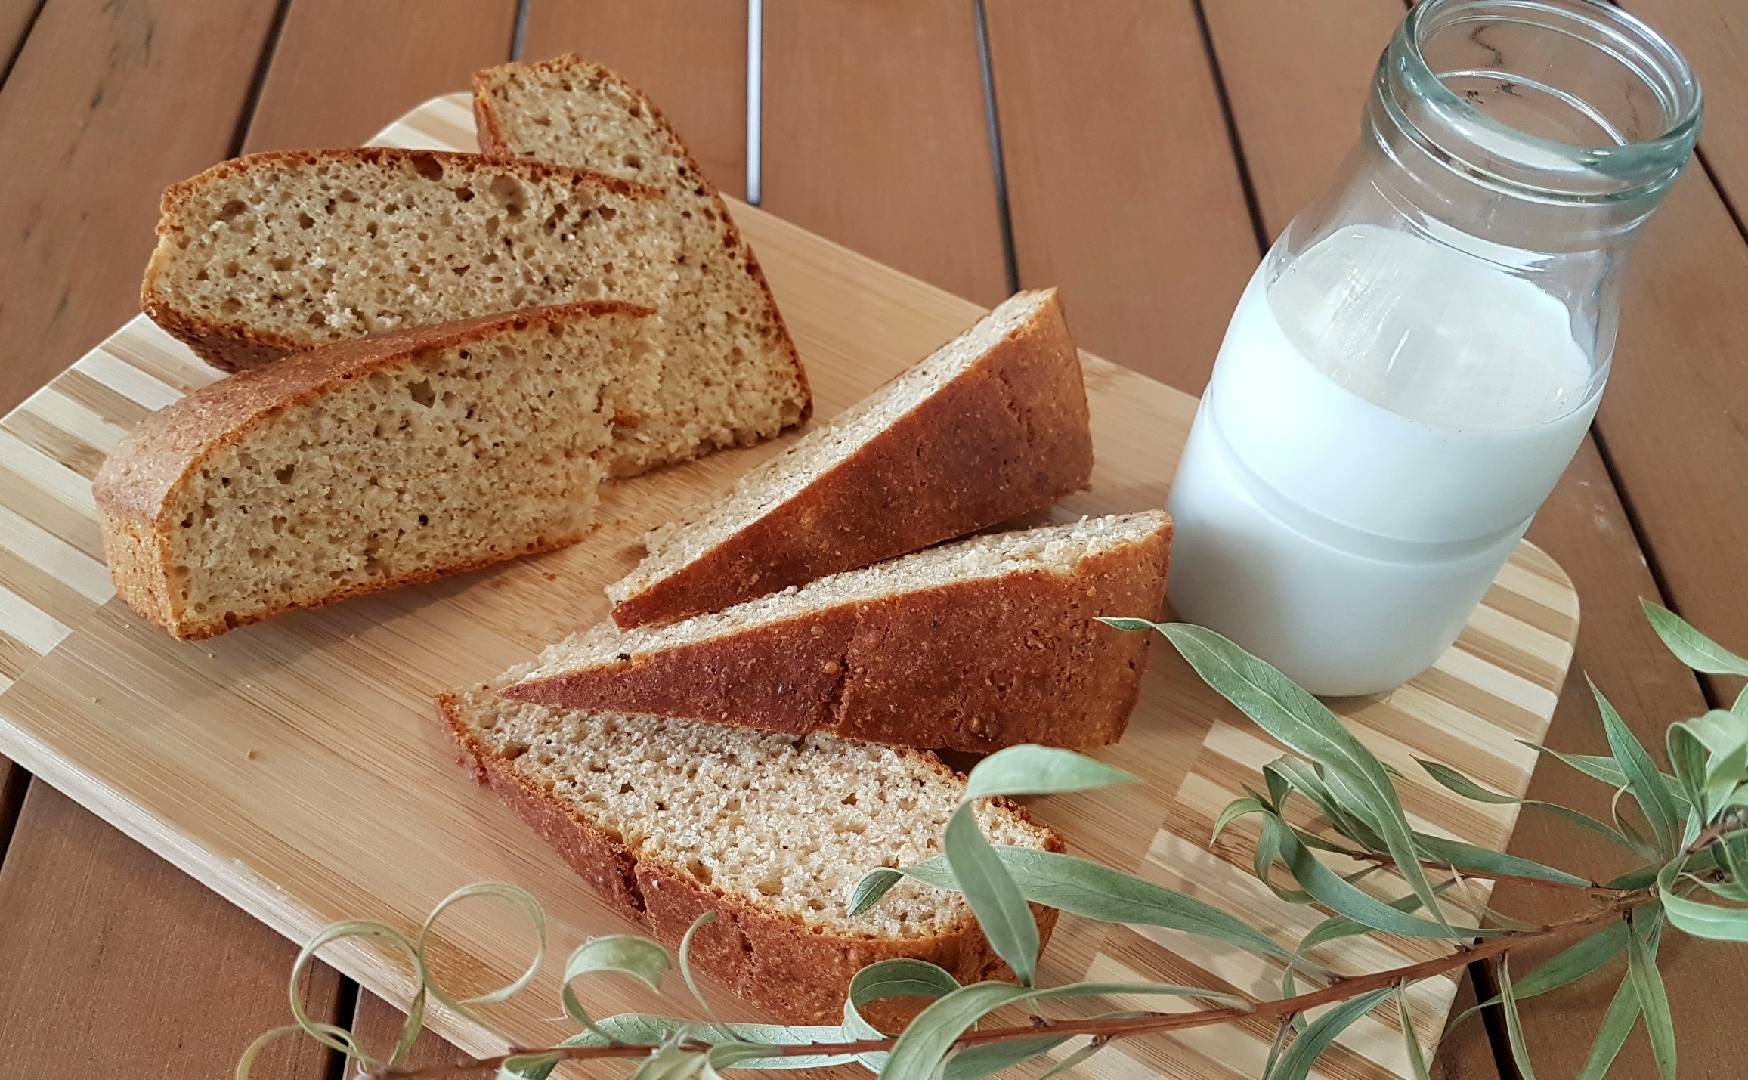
left=1167, top=0, right=1700, bottom=696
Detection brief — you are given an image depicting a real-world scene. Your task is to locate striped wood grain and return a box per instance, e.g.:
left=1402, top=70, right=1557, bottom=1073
left=0, top=95, right=1578, bottom=1078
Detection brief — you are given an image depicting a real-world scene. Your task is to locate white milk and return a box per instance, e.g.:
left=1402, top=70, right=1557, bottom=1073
left=1166, top=224, right=1599, bottom=695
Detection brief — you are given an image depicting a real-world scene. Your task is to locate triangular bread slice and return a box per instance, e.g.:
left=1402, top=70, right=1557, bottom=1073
left=473, top=55, right=808, bottom=477
left=502, top=512, right=1171, bottom=752
left=442, top=684, right=1061, bottom=1023
left=95, top=302, right=652, bottom=639
left=607, top=288, right=1094, bottom=628
left=139, top=148, right=809, bottom=475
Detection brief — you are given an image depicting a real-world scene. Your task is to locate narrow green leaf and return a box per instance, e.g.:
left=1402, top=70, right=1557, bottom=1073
left=1410, top=832, right=1592, bottom=887
left=963, top=744, right=1135, bottom=801
left=844, top=959, right=960, bottom=1072
left=1161, top=623, right=1448, bottom=927
left=1625, top=913, right=1677, bottom=1080
left=1447, top=922, right=1628, bottom=1030
left=1212, top=794, right=1269, bottom=845
left=627, top=1045, right=706, bottom=1080
left=1097, top=616, right=1158, bottom=633
left=560, top=935, right=671, bottom=1035
left=940, top=1036, right=1069, bottom=1080
left=1498, top=957, right=1538, bottom=1080
left=1269, top=820, right=1482, bottom=939
left=1574, top=911, right=1663, bottom=1080
left=880, top=983, right=1028, bottom=1079
left=677, top=914, right=718, bottom=1021
left=1265, top=987, right=1393, bottom=1080
left=1594, top=679, right=1682, bottom=857
left=944, top=804, right=1039, bottom=986
left=1265, top=758, right=1380, bottom=849
left=1668, top=709, right=1748, bottom=821
left=1035, top=1040, right=1105, bottom=1078
left=1396, top=984, right=1431, bottom=1080
left=848, top=868, right=905, bottom=917
left=1418, top=758, right=1636, bottom=849
left=1642, top=599, right=1748, bottom=675
left=1734, top=682, right=1748, bottom=718
left=855, top=846, right=1291, bottom=960
left=1657, top=859, right=1748, bottom=941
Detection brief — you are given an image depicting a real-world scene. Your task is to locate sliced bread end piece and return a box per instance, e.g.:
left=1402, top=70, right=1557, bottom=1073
left=506, top=511, right=1171, bottom=752
left=470, top=54, right=810, bottom=478
left=96, top=301, right=653, bottom=639
left=441, top=685, right=1061, bottom=1024
left=607, top=288, right=1094, bottom=628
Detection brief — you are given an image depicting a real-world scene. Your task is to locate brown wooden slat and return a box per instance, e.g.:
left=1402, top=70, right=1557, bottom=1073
left=0, top=785, right=343, bottom=1077
left=984, top=0, right=1257, bottom=390
left=761, top=0, right=1009, bottom=307
left=0, top=3, right=346, bottom=1076
left=1622, top=1, right=1748, bottom=214
left=242, top=0, right=517, bottom=153
left=1197, top=3, right=1741, bottom=1078
left=520, top=0, right=749, bottom=198
left=0, top=0, right=281, bottom=414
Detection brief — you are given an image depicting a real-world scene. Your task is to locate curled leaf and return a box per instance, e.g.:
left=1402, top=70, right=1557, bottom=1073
left=561, top=934, right=673, bottom=1036
left=945, top=803, right=1040, bottom=986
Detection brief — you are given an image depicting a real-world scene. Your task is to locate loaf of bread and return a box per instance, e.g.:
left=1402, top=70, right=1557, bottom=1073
left=606, top=288, right=1094, bottom=628
left=472, top=55, right=809, bottom=476
left=139, top=147, right=809, bottom=475
left=503, top=512, right=1172, bottom=752
left=443, top=683, right=1062, bottom=1023
left=95, top=302, right=653, bottom=639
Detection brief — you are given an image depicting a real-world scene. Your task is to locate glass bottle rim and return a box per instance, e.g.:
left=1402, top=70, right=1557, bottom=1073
left=1380, top=0, right=1702, bottom=204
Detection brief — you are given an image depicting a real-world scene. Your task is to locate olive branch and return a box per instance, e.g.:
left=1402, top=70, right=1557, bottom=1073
left=241, top=599, right=1748, bottom=1079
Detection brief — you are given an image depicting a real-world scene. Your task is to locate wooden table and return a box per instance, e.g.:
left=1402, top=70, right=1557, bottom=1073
left=0, top=2, right=1742, bottom=1077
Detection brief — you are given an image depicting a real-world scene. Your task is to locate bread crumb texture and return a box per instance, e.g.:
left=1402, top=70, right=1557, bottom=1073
left=451, top=686, right=1055, bottom=938
left=95, top=305, right=648, bottom=637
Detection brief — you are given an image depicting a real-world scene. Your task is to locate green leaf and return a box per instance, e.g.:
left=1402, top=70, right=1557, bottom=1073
left=1035, top=1040, right=1105, bottom=1078
left=1668, top=709, right=1748, bottom=822
left=844, top=959, right=960, bottom=1072
left=944, top=804, right=1040, bottom=986
left=1498, top=957, right=1538, bottom=1080
left=854, top=846, right=1291, bottom=960
left=1267, top=819, right=1482, bottom=939
left=1642, top=599, right=1748, bottom=676
left=963, top=744, right=1135, bottom=801
left=1211, top=794, right=1270, bottom=845
left=1575, top=911, right=1664, bottom=1080
left=1410, top=832, right=1592, bottom=887
left=627, top=1045, right=706, bottom=1080
left=1594, top=679, right=1683, bottom=857
left=1161, top=624, right=1448, bottom=927
left=1625, top=912, right=1677, bottom=1080
left=1657, top=859, right=1748, bottom=941
left=940, top=1036, right=1070, bottom=1080
left=1264, top=758, right=1380, bottom=849
left=1098, top=616, right=1158, bottom=633
left=1417, top=758, right=1636, bottom=850
left=1265, top=987, right=1393, bottom=1080
left=561, top=936, right=671, bottom=1036
left=1448, top=922, right=1628, bottom=1030
left=1396, top=984, right=1431, bottom=1080
left=881, top=982, right=1028, bottom=1079
left=677, top=914, right=720, bottom=1023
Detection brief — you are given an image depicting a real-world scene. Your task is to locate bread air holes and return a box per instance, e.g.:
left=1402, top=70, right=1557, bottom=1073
left=407, top=153, right=445, bottom=181
left=217, top=199, right=247, bottom=223
left=487, top=175, right=527, bottom=217
left=684, top=858, right=713, bottom=886
left=405, top=378, right=436, bottom=407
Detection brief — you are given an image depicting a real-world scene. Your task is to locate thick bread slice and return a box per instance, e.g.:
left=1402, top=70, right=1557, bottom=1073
left=472, top=55, right=808, bottom=478
left=442, top=685, right=1062, bottom=1024
left=139, top=148, right=809, bottom=475
left=95, top=302, right=652, bottom=639
left=504, top=512, right=1172, bottom=752
left=607, top=288, right=1094, bottom=628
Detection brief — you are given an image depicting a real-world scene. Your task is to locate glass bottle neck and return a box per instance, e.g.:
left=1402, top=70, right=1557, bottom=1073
left=1360, top=0, right=1701, bottom=251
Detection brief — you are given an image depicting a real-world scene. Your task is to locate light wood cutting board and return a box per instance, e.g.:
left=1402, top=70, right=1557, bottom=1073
left=0, top=95, right=1578, bottom=1079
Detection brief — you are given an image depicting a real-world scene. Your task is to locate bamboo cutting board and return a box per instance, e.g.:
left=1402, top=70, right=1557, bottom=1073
left=0, top=96, right=1578, bottom=1079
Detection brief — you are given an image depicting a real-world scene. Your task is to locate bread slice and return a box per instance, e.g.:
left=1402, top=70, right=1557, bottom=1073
left=94, top=302, right=653, bottom=639
left=139, top=148, right=809, bottom=475
left=442, top=684, right=1062, bottom=1024
left=605, top=288, right=1094, bottom=628
left=503, top=512, right=1172, bottom=752
left=472, top=56, right=808, bottom=478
